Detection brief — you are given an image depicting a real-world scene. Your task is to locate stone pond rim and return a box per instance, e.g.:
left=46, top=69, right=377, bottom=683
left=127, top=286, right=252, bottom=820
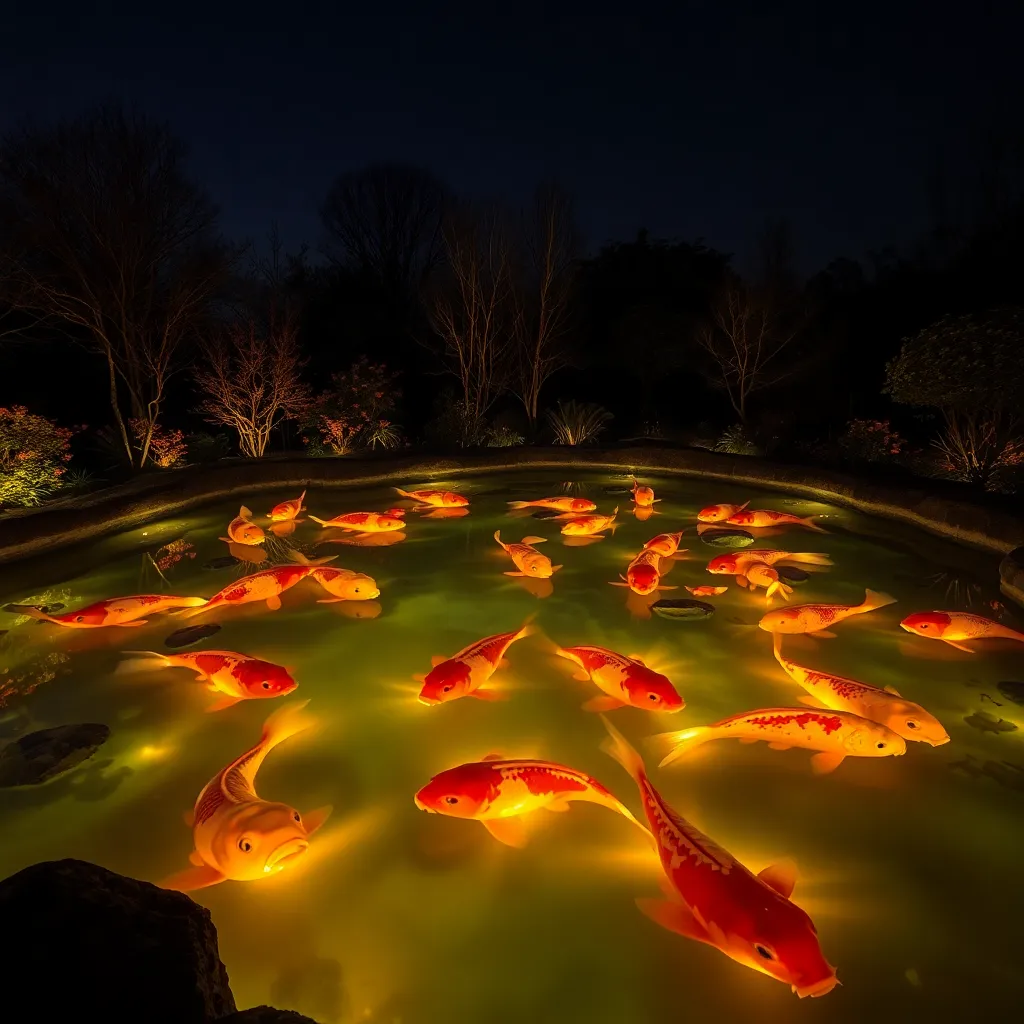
left=0, top=445, right=1021, bottom=604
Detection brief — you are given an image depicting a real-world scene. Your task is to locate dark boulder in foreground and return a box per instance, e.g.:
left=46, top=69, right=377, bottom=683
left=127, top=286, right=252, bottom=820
left=0, top=859, right=236, bottom=1023
left=0, top=722, right=109, bottom=786
left=220, top=1009, right=319, bottom=1023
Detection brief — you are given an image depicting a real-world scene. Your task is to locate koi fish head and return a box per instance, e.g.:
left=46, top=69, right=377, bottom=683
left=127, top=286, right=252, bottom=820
left=899, top=612, right=952, bottom=639
left=706, top=553, right=741, bottom=574
left=207, top=800, right=330, bottom=881
left=313, top=568, right=380, bottom=600
left=414, top=763, right=498, bottom=818
left=842, top=721, right=906, bottom=758
left=444, top=492, right=470, bottom=507
left=418, top=659, right=473, bottom=704
left=570, top=498, right=597, bottom=512
left=758, top=607, right=805, bottom=633
left=623, top=664, right=684, bottom=711
left=697, top=504, right=735, bottom=522
left=520, top=553, right=554, bottom=578
left=626, top=563, right=660, bottom=595
left=878, top=700, right=950, bottom=747
left=233, top=658, right=298, bottom=699
left=234, top=521, right=266, bottom=544
left=723, top=896, right=838, bottom=998
left=374, top=514, right=407, bottom=532
left=633, top=486, right=655, bottom=506
left=49, top=604, right=111, bottom=627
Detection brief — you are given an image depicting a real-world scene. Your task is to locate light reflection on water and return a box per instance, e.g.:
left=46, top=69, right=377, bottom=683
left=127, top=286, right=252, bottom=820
left=0, top=471, right=1023, bottom=1021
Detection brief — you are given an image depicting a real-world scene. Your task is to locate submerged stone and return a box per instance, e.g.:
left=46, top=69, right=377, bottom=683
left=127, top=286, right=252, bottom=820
left=0, top=723, right=110, bottom=787
left=651, top=598, right=715, bottom=621
left=776, top=566, right=810, bottom=583
left=203, top=556, right=240, bottom=570
left=165, top=623, right=222, bottom=650
left=699, top=529, right=755, bottom=548
left=997, top=681, right=1024, bottom=706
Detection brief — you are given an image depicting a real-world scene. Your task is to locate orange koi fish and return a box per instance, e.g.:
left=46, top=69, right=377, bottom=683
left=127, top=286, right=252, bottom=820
left=707, top=550, right=832, bottom=576
left=19, top=594, right=207, bottom=628
left=739, top=563, right=792, bottom=603
left=600, top=717, right=838, bottom=997
left=631, top=477, right=659, bottom=508
left=657, top=705, right=905, bottom=774
left=414, top=753, right=647, bottom=848
left=222, top=506, right=265, bottom=546
left=117, top=649, right=297, bottom=712
left=773, top=636, right=948, bottom=746
left=196, top=552, right=336, bottom=614
left=309, top=566, right=380, bottom=603
left=507, top=496, right=597, bottom=512
left=722, top=509, right=827, bottom=533
left=494, top=531, right=562, bottom=578
left=697, top=501, right=750, bottom=523
left=161, top=701, right=331, bottom=891
left=309, top=510, right=406, bottom=535
left=560, top=508, right=619, bottom=537
left=899, top=611, right=1024, bottom=652
left=556, top=645, right=684, bottom=712
left=685, top=585, right=728, bottom=597
left=643, top=532, right=685, bottom=558
left=268, top=490, right=306, bottom=521
left=610, top=549, right=676, bottom=596
left=394, top=487, right=469, bottom=508
left=416, top=621, right=532, bottom=704
left=759, top=589, right=895, bottom=637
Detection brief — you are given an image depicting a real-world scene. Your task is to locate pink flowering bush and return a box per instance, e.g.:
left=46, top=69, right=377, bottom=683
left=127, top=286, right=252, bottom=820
left=839, top=418, right=906, bottom=463
left=0, top=406, right=79, bottom=508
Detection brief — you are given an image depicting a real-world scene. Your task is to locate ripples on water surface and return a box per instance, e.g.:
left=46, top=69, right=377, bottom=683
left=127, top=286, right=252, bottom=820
left=1, top=471, right=1022, bottom=1022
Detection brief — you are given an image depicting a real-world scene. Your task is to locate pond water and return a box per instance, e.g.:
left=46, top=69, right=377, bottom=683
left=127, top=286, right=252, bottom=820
left=1, top=470, right=1022, bottom=1022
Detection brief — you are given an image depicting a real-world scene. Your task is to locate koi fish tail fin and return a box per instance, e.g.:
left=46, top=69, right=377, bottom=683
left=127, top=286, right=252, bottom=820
left=995, top=623, right=1024, bottom=643
left=514, top=612, right=538, bottom=642
left=521, top=535, right=547, bottom=545
left=506, top=501, right=532, bottom=509
left=766, top=580, right=793, bottom=602
left=181, top=600, right=215, bottom=619
left=600, top=714, right=648, bottom=784
left=115, top=651, right=171, bottom=675
left=261, top=699, right=315, bottom=754
left=858, top=589, right=897, bottom=614
left=297, top=489, right=307, bottom=504
left=799, top=516, right=829, bottom=534
left=239, top=505, right=253, bottom=520
left=16, top=606, right=61, bottom=625
left=493, top=529, right=507, bottom=550
left=393, top=487, right=414, bottom=500
left=309, top=515, right=330, bottom=527
left=656, top=727, right=711, bottom=768
left=789, top=552, right=833, bottom=567
left=286, top=548, right=337, bottom=566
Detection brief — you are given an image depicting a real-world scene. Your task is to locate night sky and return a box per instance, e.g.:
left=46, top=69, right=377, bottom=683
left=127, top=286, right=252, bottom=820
left=3, top=3, right=1021, bottom=275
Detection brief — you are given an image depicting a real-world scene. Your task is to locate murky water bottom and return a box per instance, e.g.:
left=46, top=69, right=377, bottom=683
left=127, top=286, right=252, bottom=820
left=1, top=470, right=1022, bottom=1023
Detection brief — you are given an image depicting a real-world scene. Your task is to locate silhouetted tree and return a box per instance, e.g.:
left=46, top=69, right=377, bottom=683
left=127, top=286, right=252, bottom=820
left=0, top=106, right=229, bottom=468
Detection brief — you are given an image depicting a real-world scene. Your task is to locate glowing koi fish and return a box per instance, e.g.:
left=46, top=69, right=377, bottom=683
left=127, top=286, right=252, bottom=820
left=643, top=532, right=685, bottom=558
left=416, top=621, right=532, bottom=704
left=759, top=589, right=895, bottom=637
left=555, top=645, right=684, bottom=712
left=507, top=497, right=597, bottom=512
left=494, top=531, right=562, bottom=578
left=899, top=611, right=1024, bottom=653
left=610, top=549, right=676, bottom=596
left=685, top=586, right=728, bottom=597
left=309, top=566, right=380, bottom=603
left=308, top=511, right=406, bottom=535
left=161, top=701, right=331, bottom=890
left=394, top=487, right=469, bottom=508
left=697, top=501, right=750, bottom=523
left=560, top=508, right=619, bottom=537
left=268, top=491, right=306, bottom=521
left=722, top=509, right=827, bottom=533
left=600, top=716, right=839, bottom=997
left=222, top=506, right=265, bottom=546
left=631, top=477, right=659, bottom=508
left=19, top=594, right=206, bottom=628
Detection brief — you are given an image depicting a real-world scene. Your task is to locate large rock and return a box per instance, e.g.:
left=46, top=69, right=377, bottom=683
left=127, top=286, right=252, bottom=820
left=0, top=723, right=109, bottom=786
left=0, top=859, right=236, bottom=1023
left=219, top=1009, right=319, bottom=1023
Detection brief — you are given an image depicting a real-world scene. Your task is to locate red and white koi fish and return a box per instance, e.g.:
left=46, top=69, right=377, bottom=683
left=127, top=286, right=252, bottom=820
left=194, top=552, right=336, bottom=614
left=117, top=649, right=297, bottom=712
left=416, top=621, right=532, bottom=704
left=643, top=532, right=685, bottom=558
left=610, top=549, right=676, bottom=596
left=631, top=477, right=659, bottom=508
left=494, top=531, right=562, bottom=578
left=900, top=611, right=1024, bottom=653
left=556, top=645, right=684, bottom=712
left=394, top=487, right=469, bottom=508
left=706, top=550, right=832, bottom=576
left=685, top=585, right=728, bottom=597
left=759, top=589, right=895, bottom=637
left=561, top=508, right=619, bottom=537
left=721, top=509, right=827, bottom=533
left=773, top=636, right=948, bottom=746
left=19, top=594, right=207, bottom=628
left=739, top=563, right=792, bottom=603
left=600, top=717, right=838, bottom=997
left=222, top=506, right=265, bottom=546
left=507, top=496, right=597, bottom=513
left=161, top=701, right=331, bottom=891
left=657, top=704, right=905, bottom=774
left=309, top=566, right=380, bottom=603
left=697, top=501, right=750, bottom=523
left=414, top=753, right=648, bottom=848
left=268, top=491, right=306, bottom=521
left=309, top=510, right=406, bottom=535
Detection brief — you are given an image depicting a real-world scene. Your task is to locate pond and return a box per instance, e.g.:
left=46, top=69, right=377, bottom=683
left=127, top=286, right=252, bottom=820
left=1, top=470, right=1022, bottom=1022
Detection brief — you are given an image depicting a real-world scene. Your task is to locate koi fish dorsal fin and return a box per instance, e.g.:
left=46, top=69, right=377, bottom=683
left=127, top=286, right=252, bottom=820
left=483, top=817, right=528, bottom=847
left=521, top=536, right=547, bottom=546
left=239, top=506, right=253, bottom=520
left=758, top=858, right=798, bottom=898
left=160, top=863, right=225, bottom=892
left=883, top=685, right=901, bottom=696
left=482, top=752, right=504, bottom=761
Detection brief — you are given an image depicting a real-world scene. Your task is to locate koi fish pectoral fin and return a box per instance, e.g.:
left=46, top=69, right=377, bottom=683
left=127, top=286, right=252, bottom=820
left=942, top=639, right=975, bottom=653
left=636, top=898, right=714, bottom=947
left=301, top=805, right=333, bottom=835
left=160, top=863, right=225, bottom=892
left=546, top=799, right=572, bottom=812
left=883, top=685, right=901, bottom=696
left=470, top=688, right=507, bottom=701
left=808, top=630, right=836, bottom=639
left=265, top=596, right=282, bottom=611
left=768, top=741, right=793, bottom=750
left=206, top=694, right=242, bottom=712
left=116, top=620, right=149, bottom=627
left=582, top=695, right=628, bottom=713
left=810, top=751, right=846, bottom=774
left=570, top=670, right=591, bottom=681
left=758, top=858, right=798, bottom=898
left=483, top=817, right=528, bottom=848
left=504, top=571, right=526, bottom=577
left=182, top=809, right=196, bottom=828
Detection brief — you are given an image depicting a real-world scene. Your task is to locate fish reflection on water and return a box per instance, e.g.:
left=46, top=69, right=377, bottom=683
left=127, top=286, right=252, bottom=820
left=1, top=474, right=1022, bottom=1020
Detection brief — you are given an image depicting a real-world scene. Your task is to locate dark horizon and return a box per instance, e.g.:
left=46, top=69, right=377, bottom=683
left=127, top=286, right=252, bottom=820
left=4, top=4, right=1021, bottom=275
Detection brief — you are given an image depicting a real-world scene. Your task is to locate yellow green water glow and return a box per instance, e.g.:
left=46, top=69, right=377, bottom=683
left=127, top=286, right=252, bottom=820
left=1, top=470, right=1023, bottom=1022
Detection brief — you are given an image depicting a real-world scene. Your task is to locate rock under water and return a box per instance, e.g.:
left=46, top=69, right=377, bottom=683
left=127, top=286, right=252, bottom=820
left=699, top=529, right=755, bottom=548
left=0, top=723, right=110, bottom=787
left=651, top=598, right=715, bottom=620
left=165, top=623, right=222, bottom=649
left=997, top=681, right=1024, bottom=706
